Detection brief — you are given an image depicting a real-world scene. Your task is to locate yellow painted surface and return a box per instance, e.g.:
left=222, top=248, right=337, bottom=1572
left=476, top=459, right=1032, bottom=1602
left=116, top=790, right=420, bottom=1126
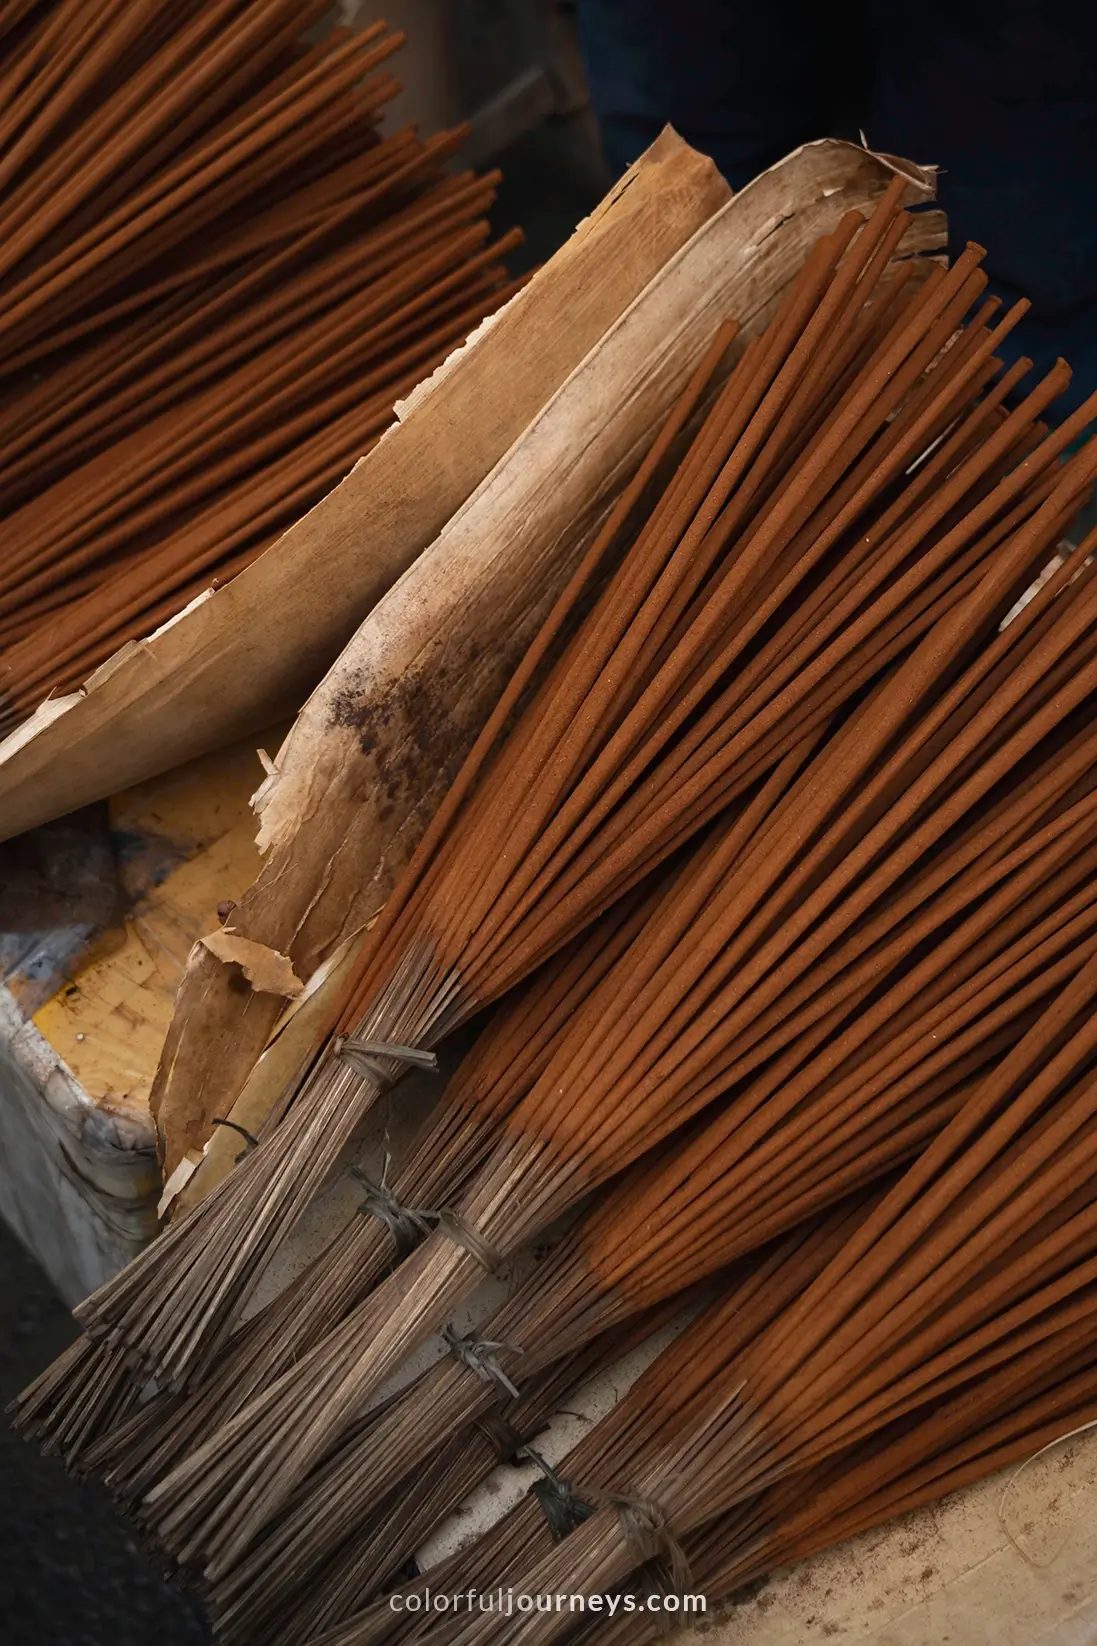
left=32, top=731, right=285, bottom=1111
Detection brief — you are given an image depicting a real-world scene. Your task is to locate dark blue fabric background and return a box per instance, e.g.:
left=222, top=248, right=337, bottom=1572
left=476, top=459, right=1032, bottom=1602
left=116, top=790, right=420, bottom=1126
left=575, top=1, right=1097, bottom=416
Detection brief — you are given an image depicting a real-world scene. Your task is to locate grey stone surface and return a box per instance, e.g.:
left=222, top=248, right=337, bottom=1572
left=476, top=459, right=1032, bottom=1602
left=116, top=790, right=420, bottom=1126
left=0, top=1220, right=210, bottom=1646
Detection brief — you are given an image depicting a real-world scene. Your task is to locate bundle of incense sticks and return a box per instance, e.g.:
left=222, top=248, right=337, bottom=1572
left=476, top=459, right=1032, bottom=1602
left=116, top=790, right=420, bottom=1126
left=13, top=882, right=663, bottom=1473
left=309, top=1196, right=881, bottom=1646
left=0, top=0, right=522, bottom=729
left=424, top=957, right=1097, bottom=1646
left=49, top=640, right=1097, bottom=1500
left=127, top=397, right=1097, bottom=1588
left=597, top=1326, right=1097, bottom=1646
left=195, top=741, right=1097, bottom=1640
left=21, top=183, right=1097, bottom=1636
left=257, top=1294, right=697, bottom=1646
left=366, top=1216, right=1097, bottom=1646
left=74, top=175, right=1095, bottom=1396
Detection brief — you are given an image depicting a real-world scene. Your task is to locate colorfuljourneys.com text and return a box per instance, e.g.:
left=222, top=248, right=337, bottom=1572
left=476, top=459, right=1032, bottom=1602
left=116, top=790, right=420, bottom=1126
left=388, top=1587, right=707, bottom=1618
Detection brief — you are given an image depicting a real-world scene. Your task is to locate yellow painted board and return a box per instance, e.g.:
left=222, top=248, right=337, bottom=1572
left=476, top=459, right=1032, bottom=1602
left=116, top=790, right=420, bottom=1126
left=32, top=731, right=282, bottom=1118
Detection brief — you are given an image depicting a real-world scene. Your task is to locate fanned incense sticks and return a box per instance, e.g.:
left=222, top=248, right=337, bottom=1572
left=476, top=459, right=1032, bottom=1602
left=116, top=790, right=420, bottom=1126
left=19, top=175, right=1097, bottom=1645
left=85, top=207, right=1097, bottom=1587
left=20, top=885, right=663, bottom=1481
left=432, top=957, right=1097, bottom=1646
left=76, top=177, right=1078, bottom=1395
left=0, top=1, right=521, bottom=728
left=138, top=456, right=1097, bottom=1581
left=66, top=650, right=1097, bottom=1493
left=179, top=715, right=1097, bottom=1642
left=311, top=1196, right=881, bottom=1646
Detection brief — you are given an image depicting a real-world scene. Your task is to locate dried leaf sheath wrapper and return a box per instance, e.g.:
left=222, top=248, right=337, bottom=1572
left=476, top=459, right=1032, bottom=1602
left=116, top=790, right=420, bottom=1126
left=0, top=124, right=733, bottom=842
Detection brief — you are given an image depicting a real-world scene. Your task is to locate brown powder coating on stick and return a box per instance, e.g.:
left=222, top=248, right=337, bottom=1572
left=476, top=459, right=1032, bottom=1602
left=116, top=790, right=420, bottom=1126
left=0, top=3, right=521, bottom=732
